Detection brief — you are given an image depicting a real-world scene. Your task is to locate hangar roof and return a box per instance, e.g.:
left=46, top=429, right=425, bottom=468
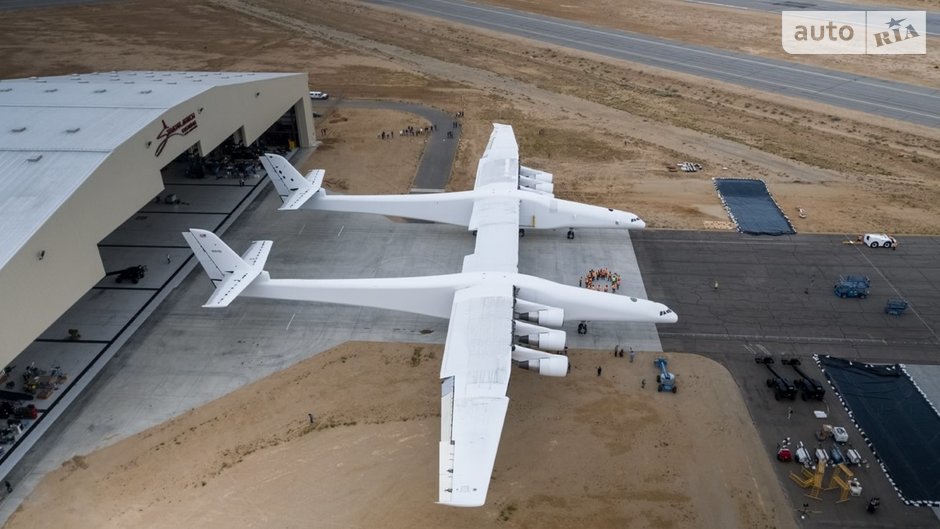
left=0, top=71, right=297, bottom=269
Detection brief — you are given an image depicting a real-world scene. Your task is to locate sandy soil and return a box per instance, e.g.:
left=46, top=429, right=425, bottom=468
left=304, top=108, right=430, bottom=194
left=4, top=343, right=796, bottom=529
left=1, top=0, right=938, bottom=233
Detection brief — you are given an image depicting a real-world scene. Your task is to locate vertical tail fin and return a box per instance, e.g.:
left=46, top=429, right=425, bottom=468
left=259, top=153, right=324, bottom=210
left=182, top=229, right=271, bottom=307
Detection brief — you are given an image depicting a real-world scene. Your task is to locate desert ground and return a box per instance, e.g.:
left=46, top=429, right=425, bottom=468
left=1, top=0, right=938, bottom=233
left=0, top=0, right=937, bottom=527
left=5, top=344, right=795, bottom=529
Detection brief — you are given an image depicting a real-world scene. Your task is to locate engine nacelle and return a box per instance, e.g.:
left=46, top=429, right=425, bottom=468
left=513, top=320, right=566, bottom=351
left=518, top=356, right=568, bottom=377
left=520, top=165, right=553, bottom=183
left=519, top=176, right=555, bottom=195
left=514, top=299, right=565, bottom=327
left=511, top=345, right=568, bottom=377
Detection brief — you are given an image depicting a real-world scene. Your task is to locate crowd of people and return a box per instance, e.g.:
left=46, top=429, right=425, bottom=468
left=378, top=123, right=438, bottom=140
left=376, top=110, right=465, bottom=141
left=580, top=267, right=622, bottom=293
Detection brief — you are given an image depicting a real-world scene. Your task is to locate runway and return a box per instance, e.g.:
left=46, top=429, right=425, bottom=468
left=366, top=0, right=939, bottom=128
left=631, top=230, right=940, bottom=363
left=684, top=0, right=938, bottom=37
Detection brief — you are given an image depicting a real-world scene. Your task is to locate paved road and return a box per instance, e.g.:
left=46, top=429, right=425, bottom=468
left=314, top=99, right=461, bottom=191
left=685, top=0, right=938, bottom=37
left=632, top=230, right=940, bottom=363
left=367, top=0, right=939, bottom=128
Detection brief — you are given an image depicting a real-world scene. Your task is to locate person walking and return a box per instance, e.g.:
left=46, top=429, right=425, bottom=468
left=596, top=366, right=602, bottom=377
left=629, top=347, right=635, bottom=363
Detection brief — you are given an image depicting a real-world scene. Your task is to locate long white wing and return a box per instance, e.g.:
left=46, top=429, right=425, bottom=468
left=463, top=197, right=519, bottom=273
left=463, top=123, right=522, bottom=273
left=473, top=123, right=519, bottom=190
left=439, top=284, right=513, bottom=507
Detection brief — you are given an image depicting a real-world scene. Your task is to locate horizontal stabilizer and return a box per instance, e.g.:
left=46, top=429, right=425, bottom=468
left=259, top=153, right=324, bottom=210
left=182, top=229, right=270, bottom=308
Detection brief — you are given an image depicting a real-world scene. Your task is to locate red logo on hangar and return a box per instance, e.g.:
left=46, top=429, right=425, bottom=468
left=155, top=112, right=197, bottom=157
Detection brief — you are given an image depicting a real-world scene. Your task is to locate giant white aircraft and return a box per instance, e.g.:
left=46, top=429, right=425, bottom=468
left=258, top=127, right=645, bottom=237
left=183, top=124, right=676, bottom=507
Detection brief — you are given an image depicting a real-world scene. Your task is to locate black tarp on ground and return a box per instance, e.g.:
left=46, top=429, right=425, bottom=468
left=818, top=355, right=940, bottom=505
left=713, top=178, right=795, bottom=235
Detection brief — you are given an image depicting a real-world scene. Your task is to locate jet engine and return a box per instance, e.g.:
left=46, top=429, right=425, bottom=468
left=511, top=345, right=569, bottom=377
left=513, top=320, right=566, bottom=351
left=520, top=165, right=553, bottom=183
left=519, top=176, right=554, bottom=195
left=514, top=299, right=564, bottom=328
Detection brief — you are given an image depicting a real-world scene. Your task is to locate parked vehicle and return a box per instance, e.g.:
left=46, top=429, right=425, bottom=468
left=834, top=275, right=870, bottom=299
left=885, top=298, right=909, bottom=315
left=861, top=233, right=897, bottom=249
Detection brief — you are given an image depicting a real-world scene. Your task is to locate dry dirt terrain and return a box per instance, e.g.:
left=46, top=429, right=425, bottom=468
left=5, top=343, right=795, bottom=529
left=1, top=0, right=938, bottom=233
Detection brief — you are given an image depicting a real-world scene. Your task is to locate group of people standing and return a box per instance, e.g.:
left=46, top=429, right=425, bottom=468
left=580, top=267, right=622, bottom=293
left=378, top=123, right=438, bottom=140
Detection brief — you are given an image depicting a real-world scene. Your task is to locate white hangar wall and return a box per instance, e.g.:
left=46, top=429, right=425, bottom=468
left=0, top=71, right=316, bottom=365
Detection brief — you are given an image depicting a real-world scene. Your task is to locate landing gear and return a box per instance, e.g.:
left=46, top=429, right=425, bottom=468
left=567, top=229, right=575, bottom=239
left=577, top=321, right=587, bottom=334
left=519, top=228, right=525, bottom=237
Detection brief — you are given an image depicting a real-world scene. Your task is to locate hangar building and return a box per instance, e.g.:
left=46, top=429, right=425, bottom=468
left=0, top=71, right=316, bottom=366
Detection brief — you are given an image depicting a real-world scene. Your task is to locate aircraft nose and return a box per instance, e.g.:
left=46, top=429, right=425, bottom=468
left=634, top=217, right=647, bottom=229
left=659, top=305, right=678, bottom=323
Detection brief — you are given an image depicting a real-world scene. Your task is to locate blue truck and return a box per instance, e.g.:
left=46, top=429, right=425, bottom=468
left=833, top=275, right=870, bottom=298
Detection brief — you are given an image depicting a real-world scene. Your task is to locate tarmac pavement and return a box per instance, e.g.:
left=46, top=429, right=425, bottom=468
left=632, top=229, right=940, bottom=527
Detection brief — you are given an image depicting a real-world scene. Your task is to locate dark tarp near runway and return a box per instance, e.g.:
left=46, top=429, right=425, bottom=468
left=818, top=355, right=940, bottom=505
left=713, top=178, right=795, bottom=235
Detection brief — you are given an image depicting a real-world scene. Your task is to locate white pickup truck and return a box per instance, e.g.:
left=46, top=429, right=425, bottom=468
left=862, top=233, right=897, bottom=249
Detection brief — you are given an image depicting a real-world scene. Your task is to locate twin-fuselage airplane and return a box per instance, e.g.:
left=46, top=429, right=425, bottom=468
left=183, top=123, right=676, bottom=507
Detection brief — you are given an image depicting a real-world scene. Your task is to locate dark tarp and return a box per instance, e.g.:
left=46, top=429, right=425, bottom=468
left=818, top=355, right=940, bottom=505
left=713, top=178, right=795, bottom=235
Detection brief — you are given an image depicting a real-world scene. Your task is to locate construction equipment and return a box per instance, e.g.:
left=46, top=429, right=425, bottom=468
left=884, top=298, right=909, bottom=315
left=790, top=460, right=826, bottom=500
left=104, top=265, right=147, bottom=284
left=755, top=356, right=797, bottom=400
left=782, top=358, right=826, bottom=401
left=654, top=358, right=677, bottom=393
left=776, top=438, right=793, bottom=462
left=845, top=447, right=863, bottom=466
left=833, top=275, right=870, bottom=299
left=794, top=442, right=814, bottom=468
left=816, top=424, right=848, bottom=443
left=825, top=463, right=857, bottom=503
left=829, top=444, right=845, bottom=465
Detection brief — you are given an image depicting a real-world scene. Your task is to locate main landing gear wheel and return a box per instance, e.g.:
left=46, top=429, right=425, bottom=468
left=567, top=229, right=575, bottom=239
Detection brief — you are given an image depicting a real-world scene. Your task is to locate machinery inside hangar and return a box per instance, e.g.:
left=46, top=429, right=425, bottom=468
left=0, top=70, right=316, bottom=477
